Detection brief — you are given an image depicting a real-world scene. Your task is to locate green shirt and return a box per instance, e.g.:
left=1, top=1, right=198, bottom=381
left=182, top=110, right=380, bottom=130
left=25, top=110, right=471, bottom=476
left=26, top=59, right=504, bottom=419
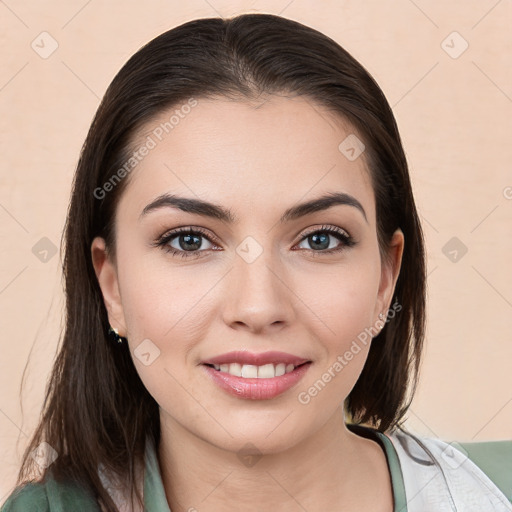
left=2, top=425, right=511, bottom=511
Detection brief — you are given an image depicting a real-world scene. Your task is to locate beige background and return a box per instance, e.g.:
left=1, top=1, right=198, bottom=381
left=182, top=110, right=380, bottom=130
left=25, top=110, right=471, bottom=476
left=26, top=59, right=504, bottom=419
left=1, top=0, right=511, bottom=500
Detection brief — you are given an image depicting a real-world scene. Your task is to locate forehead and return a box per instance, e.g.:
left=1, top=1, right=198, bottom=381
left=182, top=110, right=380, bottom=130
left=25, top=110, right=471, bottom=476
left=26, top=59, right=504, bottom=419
left=119, top=95, right=375, bottom=224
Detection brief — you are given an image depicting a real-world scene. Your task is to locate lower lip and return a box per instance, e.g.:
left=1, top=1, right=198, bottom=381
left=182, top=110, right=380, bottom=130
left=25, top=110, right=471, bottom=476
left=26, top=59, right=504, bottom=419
left=202, top=363, right=312, bottom=400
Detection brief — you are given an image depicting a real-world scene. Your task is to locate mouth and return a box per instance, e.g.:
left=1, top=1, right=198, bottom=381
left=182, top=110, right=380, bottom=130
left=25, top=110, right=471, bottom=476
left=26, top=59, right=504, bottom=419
left=200, top=351, right=313, bottom=400
left=203, top=361, right=311, bottom=379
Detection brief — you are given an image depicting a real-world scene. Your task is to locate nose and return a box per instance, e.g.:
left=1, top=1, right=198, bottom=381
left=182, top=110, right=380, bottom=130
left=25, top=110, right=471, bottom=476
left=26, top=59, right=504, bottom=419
left=221, top=241, right=295, bottom=334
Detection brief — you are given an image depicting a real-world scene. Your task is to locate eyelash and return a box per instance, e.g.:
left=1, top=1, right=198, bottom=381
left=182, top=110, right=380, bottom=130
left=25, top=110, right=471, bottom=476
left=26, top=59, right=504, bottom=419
left=152, top=225, right=356, bottom=260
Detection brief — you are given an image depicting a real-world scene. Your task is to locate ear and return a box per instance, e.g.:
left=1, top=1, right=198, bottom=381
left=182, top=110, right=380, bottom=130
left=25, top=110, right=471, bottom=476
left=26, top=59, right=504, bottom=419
left=91, top=236, right=127, bottom=336
left=373, top=228, right=404, bottom=322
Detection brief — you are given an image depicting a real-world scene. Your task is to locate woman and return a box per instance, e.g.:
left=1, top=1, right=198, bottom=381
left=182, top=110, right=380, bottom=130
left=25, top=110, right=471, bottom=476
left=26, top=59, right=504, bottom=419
left=1, top=13, right=510, bottom=512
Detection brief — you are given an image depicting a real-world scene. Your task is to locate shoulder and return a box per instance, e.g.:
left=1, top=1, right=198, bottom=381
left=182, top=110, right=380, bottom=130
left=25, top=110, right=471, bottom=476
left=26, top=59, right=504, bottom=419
left=1, top=477, right=101, bottom=512
left=457, top=438, right=512, bottom=503
left=1, top=483, right=49, bottom=512
left=386, top=428, right=512, bottom=511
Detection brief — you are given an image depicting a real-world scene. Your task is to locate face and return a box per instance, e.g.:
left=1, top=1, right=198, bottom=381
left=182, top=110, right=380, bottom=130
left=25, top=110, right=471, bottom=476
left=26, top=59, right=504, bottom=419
left=92, top=95, right=403, bottom=454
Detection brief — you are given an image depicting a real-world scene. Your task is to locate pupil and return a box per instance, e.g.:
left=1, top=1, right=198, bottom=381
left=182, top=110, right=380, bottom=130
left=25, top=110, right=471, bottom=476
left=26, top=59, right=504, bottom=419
left=310, top=233, right=329, bottom=250
left=180, top=234, right=201, bottom=251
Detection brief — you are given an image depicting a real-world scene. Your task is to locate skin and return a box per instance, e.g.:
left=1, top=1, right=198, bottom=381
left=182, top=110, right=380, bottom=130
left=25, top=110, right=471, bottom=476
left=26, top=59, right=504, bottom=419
left=91, top=94, right=404, bottom=512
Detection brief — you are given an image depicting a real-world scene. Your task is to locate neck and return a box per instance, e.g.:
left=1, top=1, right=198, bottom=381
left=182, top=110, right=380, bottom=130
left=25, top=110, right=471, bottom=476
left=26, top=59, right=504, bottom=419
left=157, top=408, right=393, bottom=512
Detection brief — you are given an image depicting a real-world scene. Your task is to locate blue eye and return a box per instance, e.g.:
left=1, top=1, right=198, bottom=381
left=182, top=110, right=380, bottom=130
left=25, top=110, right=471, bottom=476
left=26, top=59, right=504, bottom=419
left=153, top=224, right=355, bottom=259
left=296, top=226, right=355, bottom=255
left=153, top=226, right=216, bottom=259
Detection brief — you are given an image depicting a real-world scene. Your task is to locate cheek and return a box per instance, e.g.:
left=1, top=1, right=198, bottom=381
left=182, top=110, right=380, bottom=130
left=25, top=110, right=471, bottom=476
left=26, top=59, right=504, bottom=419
left=295, top=289, right=377, bottom=418
left=294, top=255, right=381, bottom=383
left=299, top=257, right=381, bottom=340
left=116, top=248, right=220, bottom=404
left=116, top=237, right=215, bottom=340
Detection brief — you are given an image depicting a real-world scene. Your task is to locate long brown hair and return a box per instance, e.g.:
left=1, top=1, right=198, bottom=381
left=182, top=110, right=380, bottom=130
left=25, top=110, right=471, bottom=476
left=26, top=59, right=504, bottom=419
left=13, top=13, right=426, bottom=512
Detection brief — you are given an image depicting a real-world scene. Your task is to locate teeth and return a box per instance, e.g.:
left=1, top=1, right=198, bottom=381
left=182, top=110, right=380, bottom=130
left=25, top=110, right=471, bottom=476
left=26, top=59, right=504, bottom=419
left=242, top=365, right=258, bottom=378
left=211, top=362, right=298, bottom=378
left=257, top=364, right=275, bottom=378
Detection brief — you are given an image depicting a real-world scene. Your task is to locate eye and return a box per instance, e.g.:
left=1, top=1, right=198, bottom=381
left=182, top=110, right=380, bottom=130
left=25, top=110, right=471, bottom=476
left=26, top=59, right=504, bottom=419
left=153, top=226, right=218, bottom=259
left=295, top=225, right=355, bottom=255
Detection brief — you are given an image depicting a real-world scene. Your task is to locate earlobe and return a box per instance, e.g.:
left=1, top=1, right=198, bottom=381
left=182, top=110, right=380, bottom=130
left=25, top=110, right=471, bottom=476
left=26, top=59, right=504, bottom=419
left=91, top=236, right=127, bottom=336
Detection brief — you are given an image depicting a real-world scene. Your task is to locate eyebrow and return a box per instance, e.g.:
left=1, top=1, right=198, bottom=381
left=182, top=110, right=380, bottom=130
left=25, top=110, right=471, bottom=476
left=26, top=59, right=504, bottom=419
left=139, top=191, right=368, bottom=224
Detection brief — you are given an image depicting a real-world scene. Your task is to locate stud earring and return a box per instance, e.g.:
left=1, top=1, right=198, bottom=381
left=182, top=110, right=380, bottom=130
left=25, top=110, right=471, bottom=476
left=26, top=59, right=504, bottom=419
left=108, top=325, right=127, bottom=344
left=379, top=312, right=385, bottom=321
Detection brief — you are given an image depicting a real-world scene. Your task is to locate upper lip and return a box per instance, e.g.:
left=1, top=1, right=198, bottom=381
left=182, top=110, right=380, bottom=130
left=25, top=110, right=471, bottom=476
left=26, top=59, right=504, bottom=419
left=202, top=351, right=311, bottom=367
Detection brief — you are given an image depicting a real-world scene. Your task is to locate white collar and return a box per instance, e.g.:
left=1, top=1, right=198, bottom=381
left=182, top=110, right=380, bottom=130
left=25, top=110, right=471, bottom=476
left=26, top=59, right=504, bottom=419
left=387, top=428, right=512, bottom=511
